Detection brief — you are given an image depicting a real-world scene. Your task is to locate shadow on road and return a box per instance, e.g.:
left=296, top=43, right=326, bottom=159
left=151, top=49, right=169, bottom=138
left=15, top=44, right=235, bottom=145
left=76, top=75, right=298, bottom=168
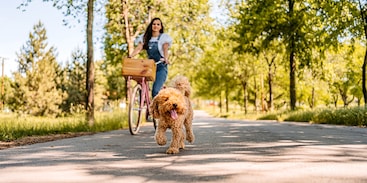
left=1, top=110, right=367, bottom=182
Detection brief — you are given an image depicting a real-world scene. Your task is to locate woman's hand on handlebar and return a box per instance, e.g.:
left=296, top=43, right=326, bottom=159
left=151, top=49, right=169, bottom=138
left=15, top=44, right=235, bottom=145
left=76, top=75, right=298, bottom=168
left=160, top=57, right=170, bottom=64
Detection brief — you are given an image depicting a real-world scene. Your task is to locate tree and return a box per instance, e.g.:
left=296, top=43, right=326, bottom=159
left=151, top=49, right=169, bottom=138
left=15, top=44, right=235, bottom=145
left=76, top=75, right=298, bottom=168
left=229, top=0, right=344, bottom=110
left=194, top=27, right=251, bottom=114
left=309, top=0, right=367, bottom=107
left=20, top=0, right=101, bottom=124
left=60, top=48, right=87, bottom=113
left=94, top=59, right=109, bottom=111
left=0, top=76, right=14, bottom=111
left=11, top=21, right=63, bottom=116
left=159, top=0, right=214, bottom=79
left=86, top=0, right=95, bottom=125
left=104, top=0, right=214, bottom=102
left=60, top=48, right=107, bottom=113
left=325, top=43, right=363, bottom=107
left=343, top=0, right=367, bottom=107
left=104, top=0, right=160, bottom=102
left=262, top=49, right=282, bottom=111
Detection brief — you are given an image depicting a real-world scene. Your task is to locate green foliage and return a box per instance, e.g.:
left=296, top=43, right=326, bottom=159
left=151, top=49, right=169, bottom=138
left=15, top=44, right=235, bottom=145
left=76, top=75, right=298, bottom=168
left=283, top=110, right=316, bottom=122
left=104, top=0, right=163, bottom=65
left=104, top=0, right=214, bottom=102
left=159, top=0, right=214, bottom=78
left=59, top=48, right=87, bottom=113
left=322, top=43, right=364, bottom=107
left=94, top=60, right=109, bottom=111
left=0, top=110, right=128, bottom=141
left=228, top=0, right=363, bottom=110
left=103, top=0, right=159, bottom=102
left=10, top=21, right=64, bottom=116
left=11, top=0, right=367, bottom=119
left=0, top=76, right=14, bottom=110
left=254, top=107, right=367, bottom=127
left=8, top=21, right=109, bottom=116
left=313, top=107, right=367, bottom=126
left=257, top=113, right=279, bottom=121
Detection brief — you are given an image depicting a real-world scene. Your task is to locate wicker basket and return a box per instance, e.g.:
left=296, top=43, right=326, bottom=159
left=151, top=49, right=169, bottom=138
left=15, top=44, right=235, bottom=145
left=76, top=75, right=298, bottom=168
left=122, top=58, right=157, bottom=81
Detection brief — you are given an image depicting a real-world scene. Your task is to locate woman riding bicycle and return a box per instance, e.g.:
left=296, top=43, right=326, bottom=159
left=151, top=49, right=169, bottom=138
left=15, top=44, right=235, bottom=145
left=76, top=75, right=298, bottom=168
left=128, top=17, right=172, bottom=98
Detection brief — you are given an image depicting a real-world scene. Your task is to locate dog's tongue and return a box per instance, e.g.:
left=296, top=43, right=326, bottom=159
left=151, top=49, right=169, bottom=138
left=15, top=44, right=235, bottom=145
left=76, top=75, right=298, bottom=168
left=170, top=110, right=178, bottom=119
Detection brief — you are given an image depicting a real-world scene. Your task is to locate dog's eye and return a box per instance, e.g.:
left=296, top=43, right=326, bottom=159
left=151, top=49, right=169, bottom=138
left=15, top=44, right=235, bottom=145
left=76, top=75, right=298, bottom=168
left=164, top=97, right=169, bottom=101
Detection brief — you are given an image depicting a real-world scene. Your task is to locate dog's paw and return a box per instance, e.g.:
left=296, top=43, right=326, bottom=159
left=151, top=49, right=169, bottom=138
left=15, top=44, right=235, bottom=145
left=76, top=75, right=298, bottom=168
left=156, top=137, right=167, bottom=146
left=186, top=134, right=195, bottom=144
left=179, top=142, right=185, bottom=149
left=166, top=147, right=179, bottom=154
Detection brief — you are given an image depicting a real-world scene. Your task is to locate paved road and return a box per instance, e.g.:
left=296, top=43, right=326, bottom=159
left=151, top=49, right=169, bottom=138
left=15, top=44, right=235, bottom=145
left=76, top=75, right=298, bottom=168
left=1, top=110, right=367, bottom=183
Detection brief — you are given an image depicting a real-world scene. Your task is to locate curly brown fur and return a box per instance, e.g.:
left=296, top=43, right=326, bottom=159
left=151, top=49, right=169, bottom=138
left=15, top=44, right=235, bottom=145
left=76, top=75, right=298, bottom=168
left=150, top=76, right=194, bottom=154
left=169, top=75, right=191, bottom=97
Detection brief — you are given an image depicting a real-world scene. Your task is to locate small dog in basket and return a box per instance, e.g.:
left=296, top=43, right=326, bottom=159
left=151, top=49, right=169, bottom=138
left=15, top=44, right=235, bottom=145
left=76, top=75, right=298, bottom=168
left=150, top=76, right=195, bottom=154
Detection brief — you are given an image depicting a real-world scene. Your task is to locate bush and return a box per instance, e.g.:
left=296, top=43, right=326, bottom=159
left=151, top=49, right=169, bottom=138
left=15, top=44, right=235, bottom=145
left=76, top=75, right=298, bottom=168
left=312, top=107, right=367, bottom=126
left=284, top=110, right=315, bottom=122
left=257, top=113, right=279, bottom=120
left=254, top=106, right=367, bottom=127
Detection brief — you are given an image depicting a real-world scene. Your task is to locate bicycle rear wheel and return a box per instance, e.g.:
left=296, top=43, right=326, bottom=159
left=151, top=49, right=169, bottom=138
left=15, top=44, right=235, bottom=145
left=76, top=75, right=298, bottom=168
left=128, top=84, right=143, bottom=135
left=145, top=105, right=158, bottom=130
left=153, top=118, right=158, bottom=130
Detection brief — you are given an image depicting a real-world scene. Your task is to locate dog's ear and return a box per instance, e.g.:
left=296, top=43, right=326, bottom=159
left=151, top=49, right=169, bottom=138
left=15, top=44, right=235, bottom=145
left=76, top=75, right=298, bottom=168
left=150, top=96, right=160, bottom=119
left=185, top=87, right=191, bottom=97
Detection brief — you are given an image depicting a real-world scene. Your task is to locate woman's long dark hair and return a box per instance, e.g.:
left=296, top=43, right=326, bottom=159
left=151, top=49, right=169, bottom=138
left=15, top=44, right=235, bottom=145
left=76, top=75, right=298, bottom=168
left=143, top=17, right=164, bottom=50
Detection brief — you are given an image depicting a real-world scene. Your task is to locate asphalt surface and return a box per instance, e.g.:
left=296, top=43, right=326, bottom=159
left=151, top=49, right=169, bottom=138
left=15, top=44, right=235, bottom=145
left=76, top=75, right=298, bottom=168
left=1, top=110, right=367, bottom=183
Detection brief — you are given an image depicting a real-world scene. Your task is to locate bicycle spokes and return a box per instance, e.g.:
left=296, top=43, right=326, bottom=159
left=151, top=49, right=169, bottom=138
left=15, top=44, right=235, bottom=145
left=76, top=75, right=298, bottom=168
left=128, top=84, right=143, bottom=135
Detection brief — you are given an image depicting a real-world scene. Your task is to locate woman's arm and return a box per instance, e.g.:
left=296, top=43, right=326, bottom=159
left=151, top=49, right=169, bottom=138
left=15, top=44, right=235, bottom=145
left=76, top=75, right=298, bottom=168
left=128, top=43, right=143, bottom=58
left=162, top=43, right=169, bottom=64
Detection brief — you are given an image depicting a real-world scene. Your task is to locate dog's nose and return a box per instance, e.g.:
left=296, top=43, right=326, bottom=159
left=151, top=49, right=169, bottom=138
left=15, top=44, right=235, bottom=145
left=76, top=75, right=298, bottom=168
left=173, top=103, right=177, bottom=108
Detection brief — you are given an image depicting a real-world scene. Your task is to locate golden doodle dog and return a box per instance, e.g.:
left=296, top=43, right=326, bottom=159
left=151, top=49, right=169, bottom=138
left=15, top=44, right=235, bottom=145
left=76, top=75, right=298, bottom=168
left=150, top=76, right=195, bottom=154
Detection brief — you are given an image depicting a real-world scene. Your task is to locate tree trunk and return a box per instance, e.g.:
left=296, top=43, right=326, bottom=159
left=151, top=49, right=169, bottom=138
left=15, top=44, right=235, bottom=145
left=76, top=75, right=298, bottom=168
left=241, top=80, right=248, bottom=114
left=253, top=77, right=258, bottom=112
left=260, top=74, right=264, bottom=111
left=0, top=58, right=4, bottom=111
left=219, top=94, right=222, bottom=113
left=289, top=49, right=296, bottom=110
left=339, top=88, right=350, bottom=107
left=122, top=0, right=131, bottom=102
left=332, top=94, right=338, bottom=108
left=86, top=0, right=95, bottom=126
left=123, top=0, right=134, bottom=55
left=358, top=0, right=367, bottom=108
left=225, top=88, right=229, bottom=113
left=267, top=56, right=275, bottom=112
left=288, top=0, right=297, bottom=111
left=363, top=37, right=367, bottom=108
left=122, top=0, right=146, bottom=102
left=311, top=86, right=315, bottom=108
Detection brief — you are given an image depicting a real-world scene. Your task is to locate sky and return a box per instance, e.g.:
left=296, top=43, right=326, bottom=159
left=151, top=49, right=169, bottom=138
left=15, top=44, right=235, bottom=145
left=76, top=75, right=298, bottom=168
left=0, top=0, right=103, bottom=77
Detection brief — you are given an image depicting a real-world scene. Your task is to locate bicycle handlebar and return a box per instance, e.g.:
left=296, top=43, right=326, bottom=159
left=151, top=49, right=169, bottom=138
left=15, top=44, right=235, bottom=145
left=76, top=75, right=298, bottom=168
left=155, top=60, right=169, bottom=65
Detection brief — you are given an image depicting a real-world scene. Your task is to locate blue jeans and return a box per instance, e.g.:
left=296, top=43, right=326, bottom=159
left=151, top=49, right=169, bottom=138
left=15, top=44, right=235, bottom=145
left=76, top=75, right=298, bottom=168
left=152, top=63, right=168, bottom=98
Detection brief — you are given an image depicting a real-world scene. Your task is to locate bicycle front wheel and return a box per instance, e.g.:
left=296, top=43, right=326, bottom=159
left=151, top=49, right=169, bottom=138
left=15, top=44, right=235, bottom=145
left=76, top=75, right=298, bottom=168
left=128, top=84, right=143, bottom=135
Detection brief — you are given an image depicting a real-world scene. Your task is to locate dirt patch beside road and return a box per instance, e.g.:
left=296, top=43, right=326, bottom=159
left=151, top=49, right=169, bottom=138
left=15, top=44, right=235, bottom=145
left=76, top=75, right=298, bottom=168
left=0, top=132, right=94, bottom=150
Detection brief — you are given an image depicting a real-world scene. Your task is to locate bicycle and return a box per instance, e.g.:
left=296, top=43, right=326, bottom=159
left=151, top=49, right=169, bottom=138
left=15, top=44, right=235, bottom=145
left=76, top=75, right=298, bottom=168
left=122, top=58, right=161, bottom=135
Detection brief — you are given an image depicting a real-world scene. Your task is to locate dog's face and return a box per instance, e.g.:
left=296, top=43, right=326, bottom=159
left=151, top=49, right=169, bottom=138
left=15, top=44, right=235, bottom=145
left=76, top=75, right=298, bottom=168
left=150, top=88, right=187, bottom=120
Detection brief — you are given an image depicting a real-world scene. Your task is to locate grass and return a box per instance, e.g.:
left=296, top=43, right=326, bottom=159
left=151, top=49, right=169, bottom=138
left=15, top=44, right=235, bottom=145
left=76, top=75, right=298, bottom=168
left=205, top=106, right=367, bottom=127
left=283, top=110, right=316, bottom=122
left=204, top=107, right=262, bottom=120
left=0, top=110, right=128, bottom=141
